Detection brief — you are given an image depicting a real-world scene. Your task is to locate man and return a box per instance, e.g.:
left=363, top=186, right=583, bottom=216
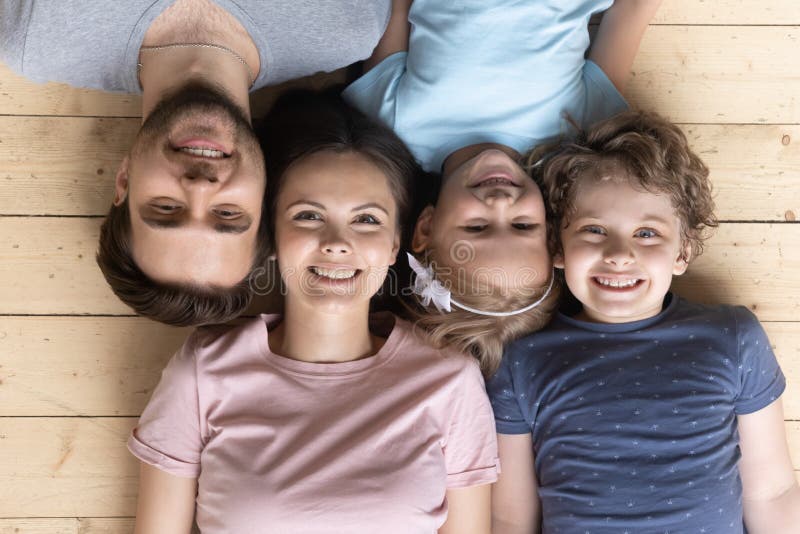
left=0, top=0, right=390, bottom=325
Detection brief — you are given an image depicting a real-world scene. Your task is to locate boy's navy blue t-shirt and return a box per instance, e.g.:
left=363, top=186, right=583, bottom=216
left=488, top=294, right=785, bottom=533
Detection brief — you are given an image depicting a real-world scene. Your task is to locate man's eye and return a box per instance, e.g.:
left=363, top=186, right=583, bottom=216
left=152, top=204, right=181, bottom=213
left=213, top=206, right=243, bottom=219
left=635, top=228, right=658, bottom=238
left=354, top=214, right=380, bottom=225
left=293, top=211, right=322, bottom=221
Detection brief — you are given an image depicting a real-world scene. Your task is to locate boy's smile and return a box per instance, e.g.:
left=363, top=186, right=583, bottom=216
left=556, top=175, right=689, bottom=324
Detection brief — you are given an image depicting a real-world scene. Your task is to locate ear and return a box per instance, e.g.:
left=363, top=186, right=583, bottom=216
left=553, top=250, right=565, bottom=269
left=411, top=205, right=435, bottom=253
left=388, top=230, right=401, bottom=266
left=114, top=157, right=130, bottom=206
left=673, top=245, right=691, bottom=276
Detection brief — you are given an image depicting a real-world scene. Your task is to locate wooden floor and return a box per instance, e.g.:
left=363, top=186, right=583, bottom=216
left=0, top=1, right=798, bottom=530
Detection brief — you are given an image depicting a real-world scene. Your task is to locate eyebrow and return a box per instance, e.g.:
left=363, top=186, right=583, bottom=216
left=140, top=216, right=252, bottom=235
left=286, top=200, right=390, bottom=216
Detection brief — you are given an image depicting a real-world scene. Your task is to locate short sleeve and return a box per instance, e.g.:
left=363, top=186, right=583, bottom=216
left=442, top=360, right=499, bottom=488
left=342, top=51, right=407, bottom=130
left=733, top=307, right=786, bottom=414
left=0, top=1, right=31, bottom=73
left=127, top=331, right=205, bottom=478
left=581, top=60, right=629, bottom=129
left=486, top=350, right=530, bottom=435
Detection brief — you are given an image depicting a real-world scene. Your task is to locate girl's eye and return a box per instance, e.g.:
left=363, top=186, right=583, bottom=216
left=512, top=223, right=537, bottom=231
left=293, top=211, right=322, bottom=221
left=354, top=213, right=381, bottom=225
left=635, top=228, right=658, bottom=238
left=464, top=225, right=488, bottom=233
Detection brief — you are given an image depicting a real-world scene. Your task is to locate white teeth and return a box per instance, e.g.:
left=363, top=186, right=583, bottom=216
left=179, top=147, right=225, bottom=158
left=596, top=277, right=639, bottom=288
left=311, top=267, right=357, bottom=280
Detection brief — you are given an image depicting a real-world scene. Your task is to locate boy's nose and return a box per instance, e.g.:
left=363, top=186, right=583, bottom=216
left=603, top=239, right=634, bottom=266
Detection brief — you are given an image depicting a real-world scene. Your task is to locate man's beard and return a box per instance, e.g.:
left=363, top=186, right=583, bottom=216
left=132, top=81, right=261, bottom=161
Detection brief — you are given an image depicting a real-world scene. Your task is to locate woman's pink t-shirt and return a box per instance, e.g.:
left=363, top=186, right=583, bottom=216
left=128, top=314, right=499, bottom=533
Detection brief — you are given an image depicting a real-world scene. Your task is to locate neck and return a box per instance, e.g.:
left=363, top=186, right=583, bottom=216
left=139, top=48, right=252, bottom=119
left=442, top=143, right=520, bottom=176
left=271, top=299, right=380, bottom=363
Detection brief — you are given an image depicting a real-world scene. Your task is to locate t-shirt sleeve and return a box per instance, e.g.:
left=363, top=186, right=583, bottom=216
left=581, top=59, right=629, bottom=129
left=486, top=350, right=530, bottom=435
left=733, top=306, right=786, bottom=414
left=342, top=51, right=407, bottom=129
left=0, top=1, right=31, bottom=73
left=442, top=359, right=500, bottom=488
left=127, top=331, right=205, bottom=478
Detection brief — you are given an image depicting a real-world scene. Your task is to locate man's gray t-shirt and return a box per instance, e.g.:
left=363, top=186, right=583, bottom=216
left=0, top=0, right=390, bottom=92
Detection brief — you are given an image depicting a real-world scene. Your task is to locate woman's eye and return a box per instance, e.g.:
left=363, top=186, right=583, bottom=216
left=354, top=213, right=381, bottom=225
left=635, top=228, right=658, bottom=238
left=293, top=211, right=322, bottom=221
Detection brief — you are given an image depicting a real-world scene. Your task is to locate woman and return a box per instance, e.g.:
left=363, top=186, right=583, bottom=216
left=127, top=92, right=499, bottom=533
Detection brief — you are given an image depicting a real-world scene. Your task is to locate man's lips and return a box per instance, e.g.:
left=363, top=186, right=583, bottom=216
left=173, top=138, right=231, bottom=157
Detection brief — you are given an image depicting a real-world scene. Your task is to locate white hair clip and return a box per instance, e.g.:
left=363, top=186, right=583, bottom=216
left=407, top=253, right=555, bottom=318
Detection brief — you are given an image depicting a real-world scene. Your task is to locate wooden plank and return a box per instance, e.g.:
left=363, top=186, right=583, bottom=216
left=0, top=418, right=138, bottom=517
left=0, top=317, right=794, bottom=417
left=670, top=223, right=800, bottom=322
left=0, top=317, right=187, bottom=416
left=684, top=124, right=800, bottom=222
left=2, top=119, right=797, bottom=220
left=1, top=218, right=797, bottom=319
left=652, top=1, right=800, bottom=25
left=628, top=26, right=800, bottom=124
left=0, top=417, right=797, bottom=518
left=0, top=64, right=140, bottom=118
left=0, top=117, right=138, bottom=216
left=0, top=518, right=133, bottom=534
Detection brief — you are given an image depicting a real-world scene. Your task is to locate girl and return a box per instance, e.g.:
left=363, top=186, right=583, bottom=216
left=127, top=93, right=499, bottom=533
left=344, top=0, right=662, bottom=376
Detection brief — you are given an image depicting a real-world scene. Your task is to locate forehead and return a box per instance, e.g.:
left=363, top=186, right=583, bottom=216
left=570, top=174, right=679, bottom=224
left=278, top=151, right=397, bottom=209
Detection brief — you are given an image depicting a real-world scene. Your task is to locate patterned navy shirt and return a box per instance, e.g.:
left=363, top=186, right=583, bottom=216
left=488, top=294, right=785, bottom=533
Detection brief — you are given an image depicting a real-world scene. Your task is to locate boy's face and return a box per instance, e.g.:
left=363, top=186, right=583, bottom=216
left=413, top=148, right=552, bottom=300
left=555, top=175, right=689, bottom=324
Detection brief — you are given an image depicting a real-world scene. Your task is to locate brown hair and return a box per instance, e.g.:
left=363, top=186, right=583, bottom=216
left=528, top=110, right=718, bottom=262
left=96, top=197, right=271, bottom=326
left=403, top=254, right=560, bottom=378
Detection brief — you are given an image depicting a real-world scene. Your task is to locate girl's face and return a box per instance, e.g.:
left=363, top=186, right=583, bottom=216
left=413, top=148, right=552, bottom=300
left=274, top=150, right=400, bottom=313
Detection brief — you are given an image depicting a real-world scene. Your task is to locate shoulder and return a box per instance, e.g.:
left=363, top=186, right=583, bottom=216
left=670, top=296, right=757, bottom=329
left=188, top=315, right=270, bottom=364
left=0, top=1, right=32, bottom=71
left=391, top=315, right=484, bottom=377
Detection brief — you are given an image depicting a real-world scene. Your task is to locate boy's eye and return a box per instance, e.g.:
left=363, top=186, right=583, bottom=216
left=293, top=211, right=322, bottom=221
left=581, top=225, right=606, bottom=235
left=635, top=228, right=658, bottom=238
left=354, top=213, right=381, bottom=225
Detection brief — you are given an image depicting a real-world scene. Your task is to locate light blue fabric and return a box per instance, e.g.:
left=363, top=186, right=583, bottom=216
left=488, top=294, right=786, bottom=532
left=343, top=0, right=627, bottom=172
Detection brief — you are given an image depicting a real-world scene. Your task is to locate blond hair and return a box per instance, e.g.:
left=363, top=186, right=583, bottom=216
left=403, top=254, right=560, bottom=378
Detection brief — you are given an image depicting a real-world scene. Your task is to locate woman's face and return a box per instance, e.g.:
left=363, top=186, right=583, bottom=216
left=274, top=150, right=400, bottom=313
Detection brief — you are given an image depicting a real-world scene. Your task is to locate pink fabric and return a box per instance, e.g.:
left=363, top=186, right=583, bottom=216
left=128, top=313, right=498, bottom=533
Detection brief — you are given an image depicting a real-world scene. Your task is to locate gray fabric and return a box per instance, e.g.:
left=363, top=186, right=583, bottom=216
left=489, top=294, right=786, bottom=533
left=0, top=0, right=390, bottom=93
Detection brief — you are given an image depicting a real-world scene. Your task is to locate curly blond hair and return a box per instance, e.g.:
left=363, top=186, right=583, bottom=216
left=528, top=110, right=718, bottom=262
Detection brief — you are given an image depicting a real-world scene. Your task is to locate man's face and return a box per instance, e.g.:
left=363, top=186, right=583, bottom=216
left=116, top=84, right=266, bottom=287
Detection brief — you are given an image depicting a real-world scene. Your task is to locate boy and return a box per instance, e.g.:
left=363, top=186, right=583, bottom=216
left=489, top=110, right=800, bottom=532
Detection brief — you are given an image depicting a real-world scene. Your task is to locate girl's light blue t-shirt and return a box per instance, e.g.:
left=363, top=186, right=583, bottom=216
left=344, top=0, right=627, bottom=172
